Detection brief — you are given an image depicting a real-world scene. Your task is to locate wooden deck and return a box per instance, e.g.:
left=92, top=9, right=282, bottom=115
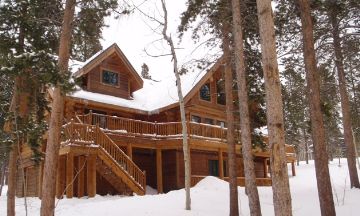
left=77, top=112, right=230, bottom=141
left=57, top=113, right=297, bottom=196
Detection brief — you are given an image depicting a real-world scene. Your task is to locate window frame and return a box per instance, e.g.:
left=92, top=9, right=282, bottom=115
left=100, top=68, right=120, bottom=88
left=199, top=83, right=211, bottom=102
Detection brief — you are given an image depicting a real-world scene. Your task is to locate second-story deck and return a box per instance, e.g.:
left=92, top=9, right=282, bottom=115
left=74, top=112, right=241, bottom=152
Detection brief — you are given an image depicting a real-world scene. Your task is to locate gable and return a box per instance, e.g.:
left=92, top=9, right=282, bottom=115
left=74, top=43, right=143, bottom=92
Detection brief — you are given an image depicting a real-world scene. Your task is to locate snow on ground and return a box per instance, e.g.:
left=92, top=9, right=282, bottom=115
left=1, top=158, right=359, bottom=215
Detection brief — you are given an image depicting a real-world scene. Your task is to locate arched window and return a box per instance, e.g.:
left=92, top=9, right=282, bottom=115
left=200, top=83, right=211, bottom=101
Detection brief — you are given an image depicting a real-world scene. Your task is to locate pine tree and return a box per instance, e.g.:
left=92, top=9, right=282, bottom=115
left=40, top=0, right=76, bottom=215
left=231, top=0, right=262, bottom=215
left=256, top=0, right=293, bottom=215
left=71, top=0, right=118, bottom=61
left=297, top=0, right=336, bottom=215
left=325, top=0, right=360, bottom=188
left=141, top=63, right=152, bottom=80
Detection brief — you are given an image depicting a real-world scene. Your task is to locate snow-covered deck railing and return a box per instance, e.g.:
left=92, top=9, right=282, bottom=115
left=77, top=112, right=229, bottom=141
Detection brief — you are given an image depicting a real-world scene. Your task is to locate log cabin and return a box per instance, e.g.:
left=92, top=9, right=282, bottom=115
left=15, top=43, right=296, bottom=198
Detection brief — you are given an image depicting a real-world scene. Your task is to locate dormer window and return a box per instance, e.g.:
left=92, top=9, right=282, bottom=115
left=200, top=83, right=211, bottom=101
left=102, top=70, right=119, bottom=86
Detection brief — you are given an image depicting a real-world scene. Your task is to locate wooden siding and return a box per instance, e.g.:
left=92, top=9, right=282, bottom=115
left=86, top=55, right=131, bottom=99
left=132, top=149, right=157, bottom=189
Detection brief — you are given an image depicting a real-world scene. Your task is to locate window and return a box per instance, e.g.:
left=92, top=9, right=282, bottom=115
left=208, top=160, right=227, bottom=177
left=102, top=70, right=119, bottom=86
left=208, top=160, right=219, bottom=176
left=200, top=83, right=211, bottom=101
left=191, top=115, right=201, bottom=123
left=204, top=118, right=214, bottom=125
left=216, top=79, right=226, bottom=105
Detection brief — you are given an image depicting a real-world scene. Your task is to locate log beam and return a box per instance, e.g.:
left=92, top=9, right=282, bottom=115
left=87, top=154, right=96, bottom=197
left=218, top=149, right=224, bottom=179
left=263, top=158, right=268, bottom=178
left=56, top=156, right=65, bottom=199
left=65, top=153, right=74, bottom=198
left=156, top=148, right=163, bottom=193
left=77, top=156, right=85, bottom=197
left=127, top=144, right=133, bottom=159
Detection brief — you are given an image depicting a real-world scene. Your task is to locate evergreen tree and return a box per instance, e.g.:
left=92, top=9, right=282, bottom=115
left=141, top=63, right=152, bottom=79
left=297, top=0, right=336, bottom=214
left=71, top=0, right=118, bottom=61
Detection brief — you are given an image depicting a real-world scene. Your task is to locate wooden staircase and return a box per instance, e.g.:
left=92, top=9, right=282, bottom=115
left=61, top=120, right=146, bottom=195
left=96, top=159, right=133, bottom=195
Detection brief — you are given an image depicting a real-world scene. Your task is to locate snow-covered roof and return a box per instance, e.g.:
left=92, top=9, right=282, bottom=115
left=68, top=43, right=220, bottom=114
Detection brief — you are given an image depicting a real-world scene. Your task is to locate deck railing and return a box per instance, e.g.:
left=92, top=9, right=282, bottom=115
left=62, top=121, right=146, bottom=191
left=77, top=112, right=228, bottom=140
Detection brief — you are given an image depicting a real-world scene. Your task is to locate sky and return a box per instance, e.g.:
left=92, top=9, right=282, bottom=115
left=101, top=0, right=220, bottom=81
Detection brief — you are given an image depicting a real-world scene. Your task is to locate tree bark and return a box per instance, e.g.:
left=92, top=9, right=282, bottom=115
left=231, top=0, right=262, bottom=215
left=297, top=1, right=336, bottom=215
left=40, top=0, right=76, bottom=215
left=7, top=146, right=17, bottom=216
left=222, top=20, right=239, bottom=216
left=303, top=127, right=309, bottom=164
left=160, top=0, right=191, bottom=210
left=0, top=161, right=6, bottom=196
left=329, top=7, right=360, bottom=189
left=256, top=1, right=292, bottom=215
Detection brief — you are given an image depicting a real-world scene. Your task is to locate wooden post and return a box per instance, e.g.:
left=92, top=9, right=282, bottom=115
left=291, top=161, right=296, bottom=176
left=156, top=148, right=163, bottom=193
left=38, top=162, right=44, bottom=198
left=66, top=153, right=74, bottom=198
left=56, top=156, right=65, bottom=198
left=263, top=158, right=268, bottom=178
left=77, top=156, right=85, bottom=197
left=127, top=144, right=133, bottom=159
left=87, top=154, right=96, bottom=197
left=218, top=149, right=224, bottom=179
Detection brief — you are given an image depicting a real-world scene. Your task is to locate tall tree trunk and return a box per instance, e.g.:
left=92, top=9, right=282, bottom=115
left=231, top=0, right=262, bottom=215
left=40, top=0, right=76, bottom=215
left=256, top=1, right=292, bottom=215
left=329, top=7, right=360, bottom=189
left=222, top=20, right=239, bottom=216
left=297, top=1, right=336, bottom=215
left=160, top=0, right=191, bottom=210
left=7, top=77, right=29, bottom=216
left=303, top=127, right=309, bottom=164
left=0, top=161, right=6, bottom=196
left=7, top=146, right=17, bottom=216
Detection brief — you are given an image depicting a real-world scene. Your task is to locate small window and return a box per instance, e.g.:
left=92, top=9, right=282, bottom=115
left=204, top=118, right=214, bottom=125
left=191, top=115, right=201, bottom=123
left=200, top=83, right=211, bottom=101
left=102, top=70, right=119, bottom=86
left=216, top=79, right=226, bottom=105
left=208, top=160, right=219, bottom=176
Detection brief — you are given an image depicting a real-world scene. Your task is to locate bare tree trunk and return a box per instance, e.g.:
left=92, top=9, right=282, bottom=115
left=7, top=146, right=17, bottom=216
left=303, top=127, right=309, bottom=164
left=222, top=20, right=239, bottom=216
left=160, top=0, right=191, bottom=210
left=329, top=8, right=360, bottom=189
left=256, top=1, right=292, bottom=215
left=40, top=0, right=76, bottom=215
left=231, top=0, right=262, bottom=215
left=0, top=161, right=6, bottom=196
left=297, top=1, right=336, bottom=215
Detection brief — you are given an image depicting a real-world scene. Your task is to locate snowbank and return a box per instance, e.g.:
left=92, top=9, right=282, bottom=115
left=0, top=159, right=359, bottom=215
